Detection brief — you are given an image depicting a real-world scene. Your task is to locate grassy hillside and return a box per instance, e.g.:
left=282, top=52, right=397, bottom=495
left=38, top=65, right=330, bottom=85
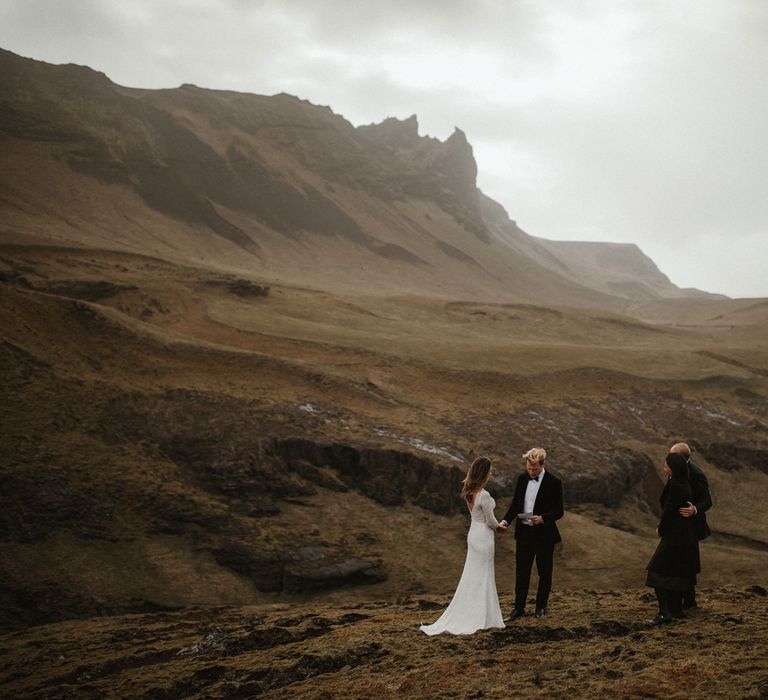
left=2, top=245, right=767, bottom=633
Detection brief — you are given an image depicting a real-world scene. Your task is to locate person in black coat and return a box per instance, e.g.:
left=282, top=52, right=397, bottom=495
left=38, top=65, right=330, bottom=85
left=645, top=452, right=701, bottom=624
left=498, top=447, right=564, bottom=620
left=670, top=442, right=713, bottom=609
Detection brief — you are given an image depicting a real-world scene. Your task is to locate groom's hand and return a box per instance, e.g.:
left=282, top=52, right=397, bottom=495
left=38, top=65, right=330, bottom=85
left=496, top=521, right=509, bottom=532
left=678, top=501, right=697, bottom=518
left=530, top=515, right=544, bottom=525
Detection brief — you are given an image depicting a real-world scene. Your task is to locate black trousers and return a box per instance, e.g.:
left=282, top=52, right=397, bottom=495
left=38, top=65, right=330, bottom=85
left=682, top=586, right=697, bottom=607
left=514, top=526, right=555, bottom=611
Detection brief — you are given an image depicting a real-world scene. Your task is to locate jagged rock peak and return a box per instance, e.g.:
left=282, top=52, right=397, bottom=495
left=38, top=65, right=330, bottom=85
left=446, top=126, right=468, bottom=144
left=444, top=128, right=474, bottom=159
left=396, top=113, right=419, bottom=134
left=356, top=114, right=422, bottom=146
left=437, top=126, right=477, bottom=187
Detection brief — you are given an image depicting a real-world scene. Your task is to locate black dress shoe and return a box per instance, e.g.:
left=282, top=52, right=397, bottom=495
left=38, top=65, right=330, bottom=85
left=535, top=607, right=547, bottom=618
left=645, top=614, right=673, bottom=626
left=682, top=601, right=698, bottom=611
left=504, top=610, right=525, bottom=622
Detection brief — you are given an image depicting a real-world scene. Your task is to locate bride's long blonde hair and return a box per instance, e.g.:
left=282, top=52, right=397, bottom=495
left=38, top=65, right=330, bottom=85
left=461, top=456, right=492, bottom=503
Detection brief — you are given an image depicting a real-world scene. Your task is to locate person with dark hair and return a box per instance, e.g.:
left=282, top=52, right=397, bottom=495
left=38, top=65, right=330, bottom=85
left=670, top=442, right=713, bottom=610
left=645, top=452, right=701, bottom=624
left=420, top=456, right=505, bottom=635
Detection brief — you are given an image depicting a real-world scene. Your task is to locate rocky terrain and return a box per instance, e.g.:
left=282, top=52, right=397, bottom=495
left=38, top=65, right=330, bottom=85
left=1, top=48, right=768, bottom=698
left=2, top=587, right=767, bottom=698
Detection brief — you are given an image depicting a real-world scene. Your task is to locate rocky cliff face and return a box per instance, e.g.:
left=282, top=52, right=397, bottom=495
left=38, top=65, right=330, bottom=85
left=355, top=116, right=485, bottom=235
left=0, top=49, right=481, bottom=244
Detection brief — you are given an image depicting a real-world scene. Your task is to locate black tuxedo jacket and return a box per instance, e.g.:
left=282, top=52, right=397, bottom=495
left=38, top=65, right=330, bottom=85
left=688, top=460, right=712, bottom=540
left=502, top=470, right=564, bottom=544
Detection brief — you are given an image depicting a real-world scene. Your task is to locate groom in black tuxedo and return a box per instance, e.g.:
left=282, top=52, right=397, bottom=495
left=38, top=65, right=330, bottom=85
left=499, top=447, right=564, bottom=620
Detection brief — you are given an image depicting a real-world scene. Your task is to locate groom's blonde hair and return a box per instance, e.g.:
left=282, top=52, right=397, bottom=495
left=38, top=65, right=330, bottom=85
left=523, top=447, right=546, bottom=465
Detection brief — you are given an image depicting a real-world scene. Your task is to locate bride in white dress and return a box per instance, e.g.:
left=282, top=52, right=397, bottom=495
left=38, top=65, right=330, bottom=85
left=420, top=456, right=505, bottom=635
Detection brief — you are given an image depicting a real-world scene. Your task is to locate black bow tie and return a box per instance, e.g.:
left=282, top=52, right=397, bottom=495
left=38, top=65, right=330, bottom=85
left=529, top=476, right=539, bottom=482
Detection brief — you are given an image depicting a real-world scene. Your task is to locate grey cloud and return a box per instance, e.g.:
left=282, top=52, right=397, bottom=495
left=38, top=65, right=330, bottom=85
left=0, top=0, right=129, bottom=63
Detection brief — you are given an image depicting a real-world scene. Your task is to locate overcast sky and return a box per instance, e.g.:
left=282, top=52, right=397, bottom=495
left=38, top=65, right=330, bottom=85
left=1, top=0, right=766, bottom=297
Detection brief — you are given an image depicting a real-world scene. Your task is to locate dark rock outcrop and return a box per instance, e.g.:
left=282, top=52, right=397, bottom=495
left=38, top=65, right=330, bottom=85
left=0, top=470, right=117, bottom=543
left=270, top=438, right=467, bottom=513
left=104, top=391, right=469, bottom=515
left=211, top=542, right=384, bottom=594
left=283, top=547, right=385, bottom=593
left=40, top=280, right=137, bottom=302
left=560, top=449, right=659, bottom=508
left=702, top=443, right=768, bottom=474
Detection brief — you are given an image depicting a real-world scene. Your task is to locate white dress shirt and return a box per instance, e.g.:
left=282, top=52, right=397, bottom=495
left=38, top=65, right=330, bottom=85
left=523, top=469, right=545, bottom=524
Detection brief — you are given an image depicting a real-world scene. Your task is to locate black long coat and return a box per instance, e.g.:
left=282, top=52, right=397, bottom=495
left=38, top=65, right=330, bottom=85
left=646, top=476, right=701, bottom=590
left=689, top=459, right=713, bottom=540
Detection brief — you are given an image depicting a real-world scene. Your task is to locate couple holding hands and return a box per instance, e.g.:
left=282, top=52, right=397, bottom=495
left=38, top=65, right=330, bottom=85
left=420, top=448, right=563, bottom=635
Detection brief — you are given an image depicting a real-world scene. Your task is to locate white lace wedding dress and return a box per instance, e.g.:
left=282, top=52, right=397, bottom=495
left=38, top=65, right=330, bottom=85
left=420, top=489, right=505, bottom=635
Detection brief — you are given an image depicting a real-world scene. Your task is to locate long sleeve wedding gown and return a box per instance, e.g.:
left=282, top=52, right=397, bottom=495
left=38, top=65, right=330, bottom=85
left=420, top=489, right=505, bottom=635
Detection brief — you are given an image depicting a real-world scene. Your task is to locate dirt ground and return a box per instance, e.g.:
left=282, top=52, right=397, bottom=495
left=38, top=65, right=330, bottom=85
left=2, top=586, right=767, bottom=699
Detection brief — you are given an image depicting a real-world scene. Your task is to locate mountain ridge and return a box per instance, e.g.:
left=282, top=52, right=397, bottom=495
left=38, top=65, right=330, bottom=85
left=0, top=48, right=725, bottom=308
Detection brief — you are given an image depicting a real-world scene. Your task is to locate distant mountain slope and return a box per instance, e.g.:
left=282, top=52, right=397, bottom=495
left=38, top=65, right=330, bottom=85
left=479, top=194, right=725, bottom=301
left=0, top=48, right=717, bottom=306
left=536, top=239, right=725, bottom=300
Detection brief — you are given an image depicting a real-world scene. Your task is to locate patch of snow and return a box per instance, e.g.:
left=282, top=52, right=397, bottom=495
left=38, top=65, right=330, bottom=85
left=373, top=428, right=464, bottom=462
left=568, top=443, right=591, bottom=454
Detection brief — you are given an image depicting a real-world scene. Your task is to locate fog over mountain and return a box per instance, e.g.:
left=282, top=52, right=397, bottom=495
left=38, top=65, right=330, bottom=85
left=1, top=0, right=766, bottom=297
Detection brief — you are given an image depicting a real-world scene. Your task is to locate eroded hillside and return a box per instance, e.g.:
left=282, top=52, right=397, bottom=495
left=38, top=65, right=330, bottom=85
left=2, top=246, right=767, bottom=632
